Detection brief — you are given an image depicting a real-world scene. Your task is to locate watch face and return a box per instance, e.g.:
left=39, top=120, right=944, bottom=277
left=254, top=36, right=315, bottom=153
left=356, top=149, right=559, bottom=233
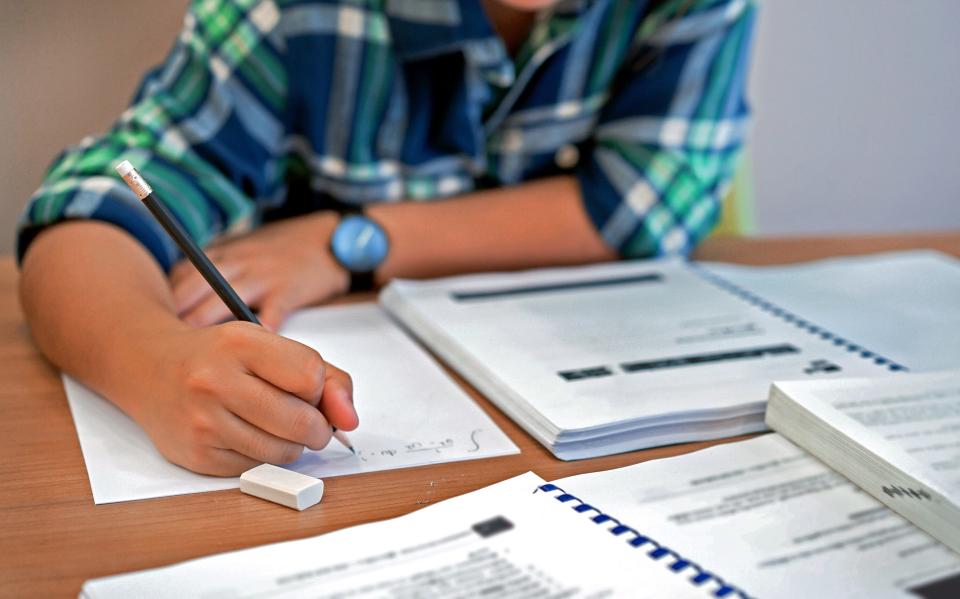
left=331, top=215, right=389, bottom=272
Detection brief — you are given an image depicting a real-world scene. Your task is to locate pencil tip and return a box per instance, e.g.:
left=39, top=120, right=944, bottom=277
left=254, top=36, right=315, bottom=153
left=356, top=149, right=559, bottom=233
left=349, top=446, right=356, bottom=455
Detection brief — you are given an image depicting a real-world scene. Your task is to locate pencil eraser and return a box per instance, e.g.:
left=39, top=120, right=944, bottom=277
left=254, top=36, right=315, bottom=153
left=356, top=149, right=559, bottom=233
left=115, top=160, right=135, bottom=177
left=240, top=464, right=324, bottom=511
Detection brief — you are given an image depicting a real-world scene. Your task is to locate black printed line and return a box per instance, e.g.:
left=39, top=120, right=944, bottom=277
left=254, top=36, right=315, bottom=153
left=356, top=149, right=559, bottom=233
left=620, top=344, right=799, bottom=374
left=450, top=273, right=663, bottom=302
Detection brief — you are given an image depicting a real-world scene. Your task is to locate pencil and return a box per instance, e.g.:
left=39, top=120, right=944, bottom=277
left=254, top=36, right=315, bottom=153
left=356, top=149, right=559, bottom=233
left=115, top=160, right=354, bottom=455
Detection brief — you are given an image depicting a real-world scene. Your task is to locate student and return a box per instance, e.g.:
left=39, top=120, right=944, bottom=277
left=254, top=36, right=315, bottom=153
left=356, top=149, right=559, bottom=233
left=17, top=0, right=755, bottom=475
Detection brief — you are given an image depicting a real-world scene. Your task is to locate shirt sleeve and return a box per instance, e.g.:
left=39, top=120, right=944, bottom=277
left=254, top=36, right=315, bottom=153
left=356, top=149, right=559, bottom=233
left=16, top=0, right=288, bottom=271
left=575, top=0, right=756, bottom=258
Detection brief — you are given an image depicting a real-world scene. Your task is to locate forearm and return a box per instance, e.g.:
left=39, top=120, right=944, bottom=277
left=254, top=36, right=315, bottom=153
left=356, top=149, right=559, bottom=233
left=368, top=176, right=616, bottom=281
left=19, top=222, right=185, bottom=418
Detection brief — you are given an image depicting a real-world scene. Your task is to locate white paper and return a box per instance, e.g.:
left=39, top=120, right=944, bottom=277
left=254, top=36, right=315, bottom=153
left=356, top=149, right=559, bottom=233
left=64, top=304, right=518, bottom=504
left=82, top=472, right=712, bottom=599
left=554, top=435, right=960, bottom=598
left=704, top=250, right=960, bottom=371
left=382, top=259, right=891, bottom=458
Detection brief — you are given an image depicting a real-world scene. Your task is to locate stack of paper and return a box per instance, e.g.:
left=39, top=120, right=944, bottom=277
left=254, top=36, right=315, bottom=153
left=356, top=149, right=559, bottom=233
left=767, top=369, right=960, bottom=554
left=380, top=259, right=889, bottom=459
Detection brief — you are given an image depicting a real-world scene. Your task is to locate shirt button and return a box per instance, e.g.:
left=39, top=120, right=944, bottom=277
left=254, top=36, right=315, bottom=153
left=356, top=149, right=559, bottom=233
left=555, top=144, right=580, bottom=169
left=502, top=130, right=523, bottom=152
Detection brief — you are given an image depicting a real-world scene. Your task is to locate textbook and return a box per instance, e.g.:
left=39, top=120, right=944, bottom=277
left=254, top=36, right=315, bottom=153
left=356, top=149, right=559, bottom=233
left=379, top=259, right=900, bottom=459
left=766, top=370, right=960, bottom=555
left=81, top=435, right=960, bottom=598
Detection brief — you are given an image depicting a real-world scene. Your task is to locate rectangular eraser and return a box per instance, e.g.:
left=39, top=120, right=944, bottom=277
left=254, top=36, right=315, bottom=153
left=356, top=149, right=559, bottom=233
left=240, top=464, right=324, bottom=511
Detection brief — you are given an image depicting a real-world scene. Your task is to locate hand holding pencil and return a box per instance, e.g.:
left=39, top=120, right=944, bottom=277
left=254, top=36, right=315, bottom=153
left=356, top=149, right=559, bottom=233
left=116, top=160, right=357, bottom=474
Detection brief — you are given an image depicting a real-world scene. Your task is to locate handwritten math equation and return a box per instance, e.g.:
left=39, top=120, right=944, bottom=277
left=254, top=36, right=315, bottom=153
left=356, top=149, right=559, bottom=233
left=353, top=429, right=484, bottom=462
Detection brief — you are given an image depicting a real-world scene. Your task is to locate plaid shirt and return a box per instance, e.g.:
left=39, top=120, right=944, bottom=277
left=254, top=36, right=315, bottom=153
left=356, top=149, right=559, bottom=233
left=17, top=0, right=755, bottom=270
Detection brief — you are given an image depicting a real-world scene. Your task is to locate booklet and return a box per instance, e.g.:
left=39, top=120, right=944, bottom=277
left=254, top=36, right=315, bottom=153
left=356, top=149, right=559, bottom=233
left=81, top=435, right=960, bottom=598
left=80, top=472, right=745, bottom=599
left=767, top=370, right=960, bottom=555
left=704, top=250, right=960, bottom=371
left=380, top=258, right=901, bottom=459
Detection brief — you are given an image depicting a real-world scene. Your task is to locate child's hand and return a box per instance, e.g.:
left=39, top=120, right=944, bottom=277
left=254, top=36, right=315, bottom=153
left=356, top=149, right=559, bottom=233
left=138, top=320, right=358, bottom=476
left=170, top=212, right=349, bottom=331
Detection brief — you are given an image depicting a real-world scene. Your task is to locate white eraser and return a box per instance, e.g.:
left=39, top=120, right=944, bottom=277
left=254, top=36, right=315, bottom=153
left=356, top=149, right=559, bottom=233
left=240, top=464, right=324, bottom=511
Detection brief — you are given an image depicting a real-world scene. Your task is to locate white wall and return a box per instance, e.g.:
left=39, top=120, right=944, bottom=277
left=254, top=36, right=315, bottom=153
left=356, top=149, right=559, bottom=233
left=0, top=1, right=188, bottom=255
left=748, top=0, right=960, bottom=234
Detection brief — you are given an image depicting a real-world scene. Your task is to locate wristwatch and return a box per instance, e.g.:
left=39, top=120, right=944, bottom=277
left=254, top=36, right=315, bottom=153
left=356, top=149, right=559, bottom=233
left=329, top=212, right=390, bottom=292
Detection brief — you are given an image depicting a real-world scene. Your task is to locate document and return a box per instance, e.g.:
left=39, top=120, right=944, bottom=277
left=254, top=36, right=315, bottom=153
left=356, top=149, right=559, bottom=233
left=81, top=473, right=711, bottom=599
left=382, top=259, right=889, bottom=459
left=554, top=434, right=960, bottom=597
left=64, top=304, right=518, bottom=504
left=704, top=250, right=960, bottom=371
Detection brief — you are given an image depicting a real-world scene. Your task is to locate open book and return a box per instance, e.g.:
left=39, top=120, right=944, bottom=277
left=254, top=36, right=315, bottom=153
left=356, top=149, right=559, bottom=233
left=380, top=258, right=902, bottom=459
left=767, top=370, right=960, bottom=555
left=81, top=435, right=960, bottom=598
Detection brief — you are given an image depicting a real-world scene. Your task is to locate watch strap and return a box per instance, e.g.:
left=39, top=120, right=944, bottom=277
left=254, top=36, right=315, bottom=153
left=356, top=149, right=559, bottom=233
left=349, top=269, right=376, bottom=293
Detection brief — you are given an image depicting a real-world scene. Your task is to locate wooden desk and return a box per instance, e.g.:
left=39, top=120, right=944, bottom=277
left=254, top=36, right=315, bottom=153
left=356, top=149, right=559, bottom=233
left=2, top=232, right=958, bottom=596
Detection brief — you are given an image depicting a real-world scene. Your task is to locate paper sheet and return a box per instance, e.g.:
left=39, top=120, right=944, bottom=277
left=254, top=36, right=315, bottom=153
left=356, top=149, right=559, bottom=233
left=82, top=473, right=712, bottom=599
left=554, top=434, right=960, bottom=598
left=704, top=250, right=960, bottom=371
left=64, top=304, right=518, bottom=504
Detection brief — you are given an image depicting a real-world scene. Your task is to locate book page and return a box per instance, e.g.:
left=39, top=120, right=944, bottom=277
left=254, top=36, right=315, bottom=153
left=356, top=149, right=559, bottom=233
left=775, top=370, right=960, bottom=495
left=553, top=435, right=960, bottom=598
left=81, top=473, right=712, bottom=599
left=64, top=304, right=518, bottom=504
left=705, top=250, right=960, bottom=371
left=383, top=260, right=889, bottom=434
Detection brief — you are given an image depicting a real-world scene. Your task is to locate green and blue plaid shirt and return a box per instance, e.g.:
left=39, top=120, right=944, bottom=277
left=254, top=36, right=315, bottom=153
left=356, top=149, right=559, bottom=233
left=17, top=0, right=755, bottom=270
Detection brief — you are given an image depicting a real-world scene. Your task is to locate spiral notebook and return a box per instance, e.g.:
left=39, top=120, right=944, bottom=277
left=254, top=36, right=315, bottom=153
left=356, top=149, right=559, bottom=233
left=380, top=258, right=902, bottom=459
left=81, top=472, right=749, bottom=598
left=553, top=434, right=960, bottom=597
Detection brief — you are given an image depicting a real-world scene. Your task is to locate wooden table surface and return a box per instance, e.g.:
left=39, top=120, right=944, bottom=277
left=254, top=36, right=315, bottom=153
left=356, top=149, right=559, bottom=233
left=2, top=232, right=958, bottom=597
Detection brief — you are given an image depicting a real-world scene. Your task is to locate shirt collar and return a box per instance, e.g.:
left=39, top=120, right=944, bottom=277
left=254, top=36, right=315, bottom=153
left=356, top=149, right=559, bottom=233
left=385, top=0, right=496, bottom=62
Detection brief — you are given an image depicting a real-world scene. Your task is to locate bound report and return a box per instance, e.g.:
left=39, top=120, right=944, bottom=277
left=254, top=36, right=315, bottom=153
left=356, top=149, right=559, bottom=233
left=380, top=259, right=899, bottom=459
left=82, top=436, right=960, bottom=598
left=767, top=370, right=960, bottom=555
left=81, top=472, right=748, bottom=598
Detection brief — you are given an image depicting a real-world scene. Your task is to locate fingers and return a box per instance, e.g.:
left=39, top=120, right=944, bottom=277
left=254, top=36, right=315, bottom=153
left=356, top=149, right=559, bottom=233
left=226, top=324, right=330, bottom=405
left=171, top=260, right=244, bottom=316
left=218, top=411, right=309, bottom=465
left=224, top=373, right=333, bottom=450
left=181, top=278, right=267, bottom=328
left=258, top=287, right=301, bottom=332
left=188, top=448, right=261, bottom=477
left=320, top=362, right=359, bottom=431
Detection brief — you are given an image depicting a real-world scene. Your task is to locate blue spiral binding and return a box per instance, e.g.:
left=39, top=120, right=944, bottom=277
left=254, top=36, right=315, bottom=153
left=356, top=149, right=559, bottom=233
left=536, top=483, right=752, bottom=599
left=690, top=264, right=907, bottom=373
